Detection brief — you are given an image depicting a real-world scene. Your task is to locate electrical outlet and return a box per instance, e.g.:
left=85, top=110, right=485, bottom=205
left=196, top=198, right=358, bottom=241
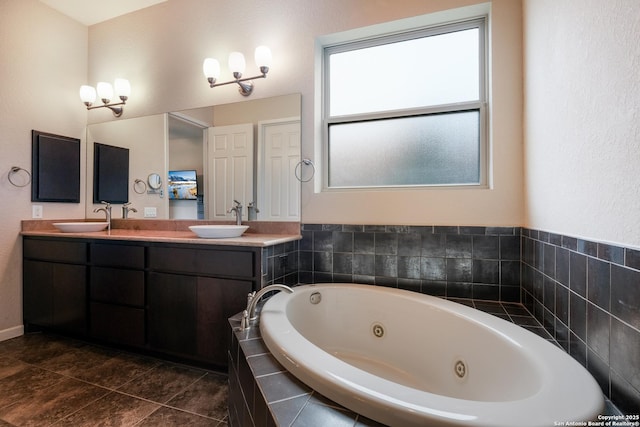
left=32, top=205, right=43, bottom=219
left=144, top=207, right=157, bottom=218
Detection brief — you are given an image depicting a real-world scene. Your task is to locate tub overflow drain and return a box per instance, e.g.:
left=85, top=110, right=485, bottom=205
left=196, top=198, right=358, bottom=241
left=454, top=360, right=467, bottom=379
left=372, top=323, right=385, bottom=338
left=309, top=292, right=322, bottom=305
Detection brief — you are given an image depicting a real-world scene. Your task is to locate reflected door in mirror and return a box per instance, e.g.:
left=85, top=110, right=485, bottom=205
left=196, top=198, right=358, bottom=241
left=207, top=124, right=254, bottom=221
left=259, top=118, right=301, bottom=221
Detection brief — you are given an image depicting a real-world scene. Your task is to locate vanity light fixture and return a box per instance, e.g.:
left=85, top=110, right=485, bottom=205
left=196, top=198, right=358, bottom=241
left=203, top=46, right=272, bottom=96
left=79, top=78, right=130, bottom=117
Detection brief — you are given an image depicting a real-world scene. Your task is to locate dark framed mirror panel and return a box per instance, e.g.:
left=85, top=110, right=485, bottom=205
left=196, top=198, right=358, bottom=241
left=93, top=142, right=129, bottom=204
left=31, top=130, right=81, bottom=203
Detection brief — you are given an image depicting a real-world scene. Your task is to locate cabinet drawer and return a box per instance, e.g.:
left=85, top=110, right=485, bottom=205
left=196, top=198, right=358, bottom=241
left=24, top=239, right=87, bottom=263
left=90, top=302, right=145, bottom=347
left=148, top=246, right=254, bottom=278
left=90, top=267, right=144, bottom=306
left=91, top=243, right=144, bottom=269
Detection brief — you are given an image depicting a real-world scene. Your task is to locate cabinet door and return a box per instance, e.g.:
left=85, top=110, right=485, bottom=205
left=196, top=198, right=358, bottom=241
left=196, top=277, right=252, bottom=365
left=24, top=260, right=54, bottom=328
left=53, top=263, right=87, bottom=334
left=147, top=272, right=197, bottom=355
left=90, top=267, right=145, bottom=306
left=23, top=260, right=86, bottom=334
left=90, top=302, right=145, bottom=347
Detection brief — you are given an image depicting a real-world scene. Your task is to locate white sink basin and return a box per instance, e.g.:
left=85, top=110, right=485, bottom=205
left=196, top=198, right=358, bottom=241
left=53, top=222, right=109, bottom=233
left=189, top=225, right=249, bottom=239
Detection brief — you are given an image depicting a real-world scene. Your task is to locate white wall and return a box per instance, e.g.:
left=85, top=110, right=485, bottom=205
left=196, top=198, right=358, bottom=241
left=0, top=0, right=88, bottom=337
left=523, top=0, right=640, bottom=248
left=87, top=0, right=524, bottom=227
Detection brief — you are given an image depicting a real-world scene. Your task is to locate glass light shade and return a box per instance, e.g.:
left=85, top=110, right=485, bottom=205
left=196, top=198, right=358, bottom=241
left=96, top=82, right=114, bottom=102
left=254, top=46, right=272, bottom=68
left=203, top=58, right=221, bottom=79
left=228, top=52, right=246, bottom=74
left=114, top=78, right=131, bottom=98
left=79, top=85, right=96, bottom=104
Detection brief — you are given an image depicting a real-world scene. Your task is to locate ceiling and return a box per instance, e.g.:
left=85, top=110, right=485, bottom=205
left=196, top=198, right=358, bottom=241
left=39, top=0, right=168, bottom=26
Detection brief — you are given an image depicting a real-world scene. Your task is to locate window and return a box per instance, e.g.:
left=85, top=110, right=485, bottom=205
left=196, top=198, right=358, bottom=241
left=323, top=18, right=487, bottom=189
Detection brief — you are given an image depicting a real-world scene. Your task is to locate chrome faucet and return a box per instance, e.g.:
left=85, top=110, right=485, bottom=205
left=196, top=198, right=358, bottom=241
left=122, top=202, right=137, bottom=219
left=241, top=284, right=294, bottom=330
left=227, top=199, right=243, bottom=225
left=93, top=201, right=112, bottom=231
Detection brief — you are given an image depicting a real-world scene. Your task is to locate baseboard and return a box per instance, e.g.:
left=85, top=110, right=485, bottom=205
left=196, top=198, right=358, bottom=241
left=0, top=325, right=24, bottom=342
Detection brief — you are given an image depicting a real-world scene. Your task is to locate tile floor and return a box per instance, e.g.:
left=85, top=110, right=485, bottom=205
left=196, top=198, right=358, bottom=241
left=0, top=333, right=228, bottom=426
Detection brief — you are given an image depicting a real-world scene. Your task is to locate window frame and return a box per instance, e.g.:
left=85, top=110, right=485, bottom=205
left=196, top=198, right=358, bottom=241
left=321, top=17, right=489, bottom=191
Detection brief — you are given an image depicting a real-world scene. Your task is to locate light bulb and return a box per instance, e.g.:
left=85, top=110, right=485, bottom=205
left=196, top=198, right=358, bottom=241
left=114, top=78, right=130, bottom=99
left=254, top=46, right=272, bottom=68
left=228, top=52, right=246, bottom=76
left=203, top=58, right=221, bottom=79
left=96, top=82, right=114, bottom=103
left=79, top=85, right=96, bottom=105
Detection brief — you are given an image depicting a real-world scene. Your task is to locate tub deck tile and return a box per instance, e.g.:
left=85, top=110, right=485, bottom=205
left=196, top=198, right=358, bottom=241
left=289, top=393, right=361, bottom=426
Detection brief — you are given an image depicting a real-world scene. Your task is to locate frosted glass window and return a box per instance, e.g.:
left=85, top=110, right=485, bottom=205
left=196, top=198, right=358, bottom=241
left=329, top=28, right=479, bottom=116
left=328, top=111, right=480, bottom=187
left=323, top=17, right=487, bottom=189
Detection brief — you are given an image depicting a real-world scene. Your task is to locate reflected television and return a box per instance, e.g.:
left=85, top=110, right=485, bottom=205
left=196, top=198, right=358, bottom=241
left=168, top=170, right=198, bottom=200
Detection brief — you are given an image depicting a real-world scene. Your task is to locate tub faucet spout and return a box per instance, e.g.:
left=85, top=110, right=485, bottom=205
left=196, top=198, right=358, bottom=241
left=241, top=284, right=293, bottom=329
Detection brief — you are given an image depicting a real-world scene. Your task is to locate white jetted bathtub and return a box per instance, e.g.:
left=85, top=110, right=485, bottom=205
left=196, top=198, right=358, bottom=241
left=259, top=284, right=604, bottom=427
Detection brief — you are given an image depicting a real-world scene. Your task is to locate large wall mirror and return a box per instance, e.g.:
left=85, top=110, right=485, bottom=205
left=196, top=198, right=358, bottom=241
left=86, top=93, right=301, bottom=222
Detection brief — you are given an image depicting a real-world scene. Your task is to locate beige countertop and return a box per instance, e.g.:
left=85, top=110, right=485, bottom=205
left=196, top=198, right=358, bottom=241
left=21, top=220, right=301, bottom=247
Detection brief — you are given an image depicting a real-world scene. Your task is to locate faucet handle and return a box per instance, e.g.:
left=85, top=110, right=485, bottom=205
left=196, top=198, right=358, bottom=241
left=100, top=201, right=111, bottom=208
left=246, top=291, right=256, bottom=306
left=248, top=201, right=260, bottom=213
left=239, top=310, right=250, bottom=330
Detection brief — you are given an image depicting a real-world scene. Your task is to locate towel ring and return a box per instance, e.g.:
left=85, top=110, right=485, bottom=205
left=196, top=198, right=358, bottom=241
left=8, top=166, right=31, bottom=187
left=294, top=158, right=315, bottom=183
left=133, top=179, right=147, bottom=194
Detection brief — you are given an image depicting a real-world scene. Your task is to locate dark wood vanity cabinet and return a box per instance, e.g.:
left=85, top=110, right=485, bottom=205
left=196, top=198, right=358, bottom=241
left=23, top=236, right=260, bottom=368
left=146, top=245, right=256, bottom=366
left=23, top=239, right=87, bottom=335
left=147, top=273, right=252, bottom=366
left=89, top=243, right=146, bottom=347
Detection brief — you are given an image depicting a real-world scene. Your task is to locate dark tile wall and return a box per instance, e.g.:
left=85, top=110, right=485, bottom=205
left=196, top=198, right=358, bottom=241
left=261, top=240, right=298, bottom=287
left=521, top=229, right=640, bottom=414
left=254, top=224, right=639, bottom=416
left=298, top=224, right=521, bottom=302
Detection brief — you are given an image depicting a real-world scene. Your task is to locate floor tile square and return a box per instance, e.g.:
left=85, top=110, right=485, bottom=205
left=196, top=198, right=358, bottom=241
left=167, top=372, right=228, bottom=420
left=55, top=391, right=160, bottom=427
left=0, top=376, right=109, bottom=426
left=117, top=362, right=206, bottom=404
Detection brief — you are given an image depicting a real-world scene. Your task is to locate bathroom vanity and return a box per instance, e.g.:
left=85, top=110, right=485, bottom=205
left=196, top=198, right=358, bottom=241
left=21, top=221, right=299, bottom=368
